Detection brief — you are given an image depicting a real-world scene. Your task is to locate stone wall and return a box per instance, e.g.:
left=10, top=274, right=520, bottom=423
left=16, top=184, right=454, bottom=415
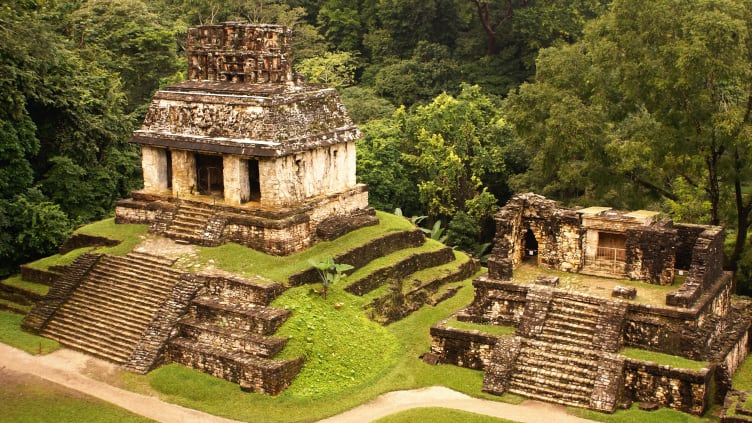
left=166, top=341, right=304, bottom=395
left=19, top=266, right=61, bottom=285
left=623, top=358, right=712, bottom=415
left=492, top=193, right=583, bottom=272
left=114, top=198, right=159, bottom=225
left=462, top=276, right=528, bottom=326
left=675, top=224, right=707, bottom=270
left=624, top=273, right=734, bottom=360
left=142, top=145, right=170, bottom=191
left=625, top=224, right=677, bottom=285
left=666, top=227, right=727, bottom=308
left=429, top=325, right=502, bottom=370
left=224, top=214, right=312, bottom=255
left=288, top=229, right=425, bottom=285
left=186, top=23, right=292, bottom=84
left=345, top=247, right=455, bottom=296
left=259, top=142, right=358, bottom=208
left=223, top=155, right=250, bottom=205
left=58, top=233, right=120, bottom=255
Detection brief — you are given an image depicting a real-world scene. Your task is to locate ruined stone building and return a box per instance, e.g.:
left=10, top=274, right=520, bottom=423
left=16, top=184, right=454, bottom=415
left=22, top=23, right=375, bottom=395
left=115, top=22, right=373, bottom=254
left=428, top=193, right=751, bottom=415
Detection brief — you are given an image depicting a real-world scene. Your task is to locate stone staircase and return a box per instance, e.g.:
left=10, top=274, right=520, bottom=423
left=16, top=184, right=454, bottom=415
left=483, top=286, right=627, bottom=413
left=166, top=275, right=304, bottom=395
left=38, top=252, right=181, bottom=364
left=507, top=339, right=601, bottom=408
left=536, top=296, right=601, bottom=348
left=162, top=201, right=225, bottom=246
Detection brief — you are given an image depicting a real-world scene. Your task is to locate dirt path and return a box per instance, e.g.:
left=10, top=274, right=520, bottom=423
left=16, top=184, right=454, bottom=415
left=319, top=386, right=593, bottom=423
left=0, top=343, right=592, bottom=423
left=0, top=343, right=240, bottom=423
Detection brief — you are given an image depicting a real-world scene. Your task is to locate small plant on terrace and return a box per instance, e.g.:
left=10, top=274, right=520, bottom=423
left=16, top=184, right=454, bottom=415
left=308, top=257, right=354, bottom=299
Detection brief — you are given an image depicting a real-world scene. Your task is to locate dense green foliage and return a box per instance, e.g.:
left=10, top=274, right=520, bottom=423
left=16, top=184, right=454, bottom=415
left=3, top=0, right=752, bottom=288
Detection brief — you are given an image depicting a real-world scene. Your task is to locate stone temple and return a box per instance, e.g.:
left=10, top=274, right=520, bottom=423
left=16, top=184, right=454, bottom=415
left=427, top=193, right=752, bottom=415
left=21, top=23, right=378, bottom=395
left=115, top=22, right=374, bottom=255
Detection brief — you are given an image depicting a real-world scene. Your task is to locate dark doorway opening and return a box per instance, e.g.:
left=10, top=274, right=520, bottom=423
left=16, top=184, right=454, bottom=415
left=166, top=150, right=172, bottom=189
left=524, top=229, right=538, bottom=260
left=196, top=154, right=223, bottom=196
left=248, top=159, right=260, bottom=201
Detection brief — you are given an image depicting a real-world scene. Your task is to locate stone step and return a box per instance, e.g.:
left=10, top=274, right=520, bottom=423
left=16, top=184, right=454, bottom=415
left=42, top=321, right=136, bottom=362
left=70, top=288, right=162, bottom=319
left=507, top=385, right=590, bottom=409
left=171, top=218, right=206, bottom=230
left=87, top=264, right=178, bottom=291
left=515, top=353, right=598, bottom=377
left=545, top=310, right=599, bottom=327
left=178, top=204, right=214, bottom=214
left=510, top=371, right=594, bottom=396
left=548, top=304, right=601, bottom=321
left=535, top=332, right=594, bottom=348
left=44, top=312, right=143, bottom=350
left=42, top=328, right=132, bottom=364
left=540, top=325, right=595, bottom=343
left=177, top=318, right=287, bottom=358
left=85, top=271, right=174, bottom=301
left=77, top=277, right=168, bottom=309
left=550, top=297, right=601, bottom=313
left=92, top=265, right=180, bottom=288
left=514, top=358, right=597, bottom=383
left=190, top=297, right=290, bottom=336
left=101, top=256, right=181, bottom=279
left=63, top=296, right=154, bottom=333
left=125, top=251, right=177, bottom=267
left=521, top=338, right=602, bottom=362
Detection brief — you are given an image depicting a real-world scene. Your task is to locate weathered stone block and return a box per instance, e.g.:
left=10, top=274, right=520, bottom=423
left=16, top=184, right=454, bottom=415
left=612, top=285, right=637, bottom=300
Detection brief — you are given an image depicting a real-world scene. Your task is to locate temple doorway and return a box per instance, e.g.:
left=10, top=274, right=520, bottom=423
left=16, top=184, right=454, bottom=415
left=248, top=159, right=260, bottom=201
left=196, top=154, right=224, bottom=197
left=524, top=228, right=538, bottom=261
left=166, top=150, right=172, bottom=189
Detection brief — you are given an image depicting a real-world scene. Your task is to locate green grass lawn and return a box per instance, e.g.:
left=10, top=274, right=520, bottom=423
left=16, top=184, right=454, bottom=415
left=0, top=371, right=154, bottom=423
left=621, top=348, right=709, bottom=371
left=512, top=263, right=682, bottom=306
left=441, top=317, right=516, bottom=337
left=571, top=403, right=717, bottom=423
left=0, top=311, right=59, bottom=354
left=25, top=219, right=149, bottom=270
left=193, top=211, right=415, bottom=282
left=2, top=275, right=49, bottom=296
left=372, top=407, right=519, bottom=423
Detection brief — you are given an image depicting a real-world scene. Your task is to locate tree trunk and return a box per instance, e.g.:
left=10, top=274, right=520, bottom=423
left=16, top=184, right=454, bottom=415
left=729, top=144, right=752, bottom=270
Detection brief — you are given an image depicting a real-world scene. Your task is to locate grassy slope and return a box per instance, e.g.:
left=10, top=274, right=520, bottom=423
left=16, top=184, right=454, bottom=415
left=0, top=371, right=154, bottom=423
left=372, top=407, right=519, bottom=423
left=192, top=212, right=415, bottom=282
left=0, top=212, right=731, bottom=422
left=0, top=311, right=59, bottom=354
left=25, top=219, right=149, bottom=270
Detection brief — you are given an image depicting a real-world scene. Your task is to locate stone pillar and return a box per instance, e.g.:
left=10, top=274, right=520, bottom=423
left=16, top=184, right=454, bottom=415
left=142, top=146, right=169, bottom=192
left=172, top=150, right=196, bottom=198
left=223, top=155, right=250, bottom=205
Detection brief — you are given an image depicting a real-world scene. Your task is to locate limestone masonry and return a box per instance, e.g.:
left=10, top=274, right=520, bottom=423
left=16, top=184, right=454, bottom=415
left=115, top=22, right=374, bottom=254
left=427, top=193, right=752, bottom=415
